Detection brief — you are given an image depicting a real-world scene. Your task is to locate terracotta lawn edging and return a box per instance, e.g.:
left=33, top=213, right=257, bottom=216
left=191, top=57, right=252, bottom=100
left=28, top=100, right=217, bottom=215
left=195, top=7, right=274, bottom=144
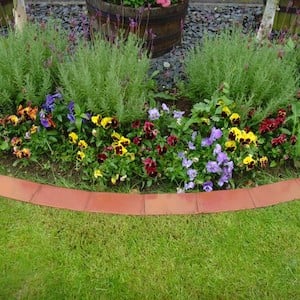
left=0, top=174, right=300, bottom=215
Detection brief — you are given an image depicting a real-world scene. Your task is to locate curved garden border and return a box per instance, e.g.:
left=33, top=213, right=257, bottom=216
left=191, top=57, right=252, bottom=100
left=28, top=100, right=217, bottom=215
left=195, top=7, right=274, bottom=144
left=1, top=174, right=300, bottom=215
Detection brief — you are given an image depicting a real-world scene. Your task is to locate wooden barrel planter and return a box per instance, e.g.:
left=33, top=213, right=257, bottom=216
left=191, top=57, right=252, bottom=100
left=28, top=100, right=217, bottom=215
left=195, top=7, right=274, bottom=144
left=273, top=0, right=300, bottom=34
left=86, top=0, right=189, bottom=57
left=0, top=0, right=13, bottom=26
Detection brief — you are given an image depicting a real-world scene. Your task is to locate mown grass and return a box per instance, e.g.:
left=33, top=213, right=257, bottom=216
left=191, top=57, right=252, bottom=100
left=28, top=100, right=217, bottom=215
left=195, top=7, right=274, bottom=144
left=0, top=197, right=299, bottom=299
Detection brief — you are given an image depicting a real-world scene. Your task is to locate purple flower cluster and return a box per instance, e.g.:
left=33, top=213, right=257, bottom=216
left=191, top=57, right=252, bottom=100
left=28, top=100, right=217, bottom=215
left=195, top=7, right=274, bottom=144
left=41, top=93, right=61, bottom=113
left=39, top=93, right=62, bottom=128
left=67, top=101, right=75, bottom=123
left=177, top=151, right=198, bottom=192
left=201, top=127, right=222, bottom=147
left=205, top=143, right=234, bottom=189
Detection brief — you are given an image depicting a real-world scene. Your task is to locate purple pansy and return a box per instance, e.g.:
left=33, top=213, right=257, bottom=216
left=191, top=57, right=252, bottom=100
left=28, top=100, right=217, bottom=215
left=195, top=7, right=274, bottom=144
left=182, top=157, right=193, bottom=168
left=161, top=103, right=170, bottom=113
left=184, top=181, right=195, bottom=190
left=188, top=141, right=196, bottom=150
left=206, top=161, right=222, bottom=173
left=216, top=152, right=229, bottom=165
left=173, top=110, right=185, bottom=119
left=178, top=151, right=185, bottom=159
left=67, top=101, right=75, bottom=123
left=213, top=144, right=222, bottom=155
left=210, top=127, right=223, bottom=140
left=202, top=181, right=213, bottom=192
left=42, top=93, right=62, bottom=113
left=187, top=168, right=198, bottom=181
left=148, top=108, right=160, bottom=120
left=201, top=137, right=213, bottom=147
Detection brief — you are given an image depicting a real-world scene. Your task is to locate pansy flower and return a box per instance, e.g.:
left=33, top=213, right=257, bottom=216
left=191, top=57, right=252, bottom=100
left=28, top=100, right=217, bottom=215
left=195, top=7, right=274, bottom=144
left=225, top=140, right=237, bottom=152
left=94, top=169, right=103, bottom=178
left=69, top=132, right=78, bottom=144
left=7, top=115, right=19, bottom=126
left=112, top=142, right=127, bottom=156
left=271, top=134, right=287, bottom=147
left=243, top=155, right=256, bottom=170
left=156, top=144, right=167, bottom=155
left=229, top=113, right=241, bottom=126
left=166, top=135, right=178, bottom=146
left=202, top=181, right=213, bottom=192
left=78, top=140, right=88, bottom=149
left=11, top=137, right=22, bottom=147
left=97, top=153, right=108, bottom=163
left=259, top=156, right=268, bottom=168
left=221, top=106, right=231, bottom=117
left=91, top=114, right=102, bottom=126
left=76, top=151, right=85, bottom=161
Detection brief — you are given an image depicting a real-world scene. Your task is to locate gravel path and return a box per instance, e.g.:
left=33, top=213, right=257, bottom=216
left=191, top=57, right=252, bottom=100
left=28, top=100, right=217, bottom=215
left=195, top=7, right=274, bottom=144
left=24, top=2, right=264, bottom=90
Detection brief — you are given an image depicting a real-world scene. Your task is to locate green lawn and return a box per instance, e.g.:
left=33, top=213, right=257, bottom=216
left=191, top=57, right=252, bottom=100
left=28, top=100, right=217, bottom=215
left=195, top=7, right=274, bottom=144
left=0, top=197, right=299, bottom=299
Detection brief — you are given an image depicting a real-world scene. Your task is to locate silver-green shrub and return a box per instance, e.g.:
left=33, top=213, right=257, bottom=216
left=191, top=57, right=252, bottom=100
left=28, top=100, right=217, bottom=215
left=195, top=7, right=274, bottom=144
left=184, top=30, right=299, bottom=124
left=0, top=21, right=68, bottom=115
left=58, top=34, right=151, bottom=123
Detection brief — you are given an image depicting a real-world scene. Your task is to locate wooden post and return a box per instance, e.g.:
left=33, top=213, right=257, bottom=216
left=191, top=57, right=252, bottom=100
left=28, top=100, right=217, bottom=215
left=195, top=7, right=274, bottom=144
left=256, top=0, right=279, bottom=41
left=13, top=0, right=27, bottom=31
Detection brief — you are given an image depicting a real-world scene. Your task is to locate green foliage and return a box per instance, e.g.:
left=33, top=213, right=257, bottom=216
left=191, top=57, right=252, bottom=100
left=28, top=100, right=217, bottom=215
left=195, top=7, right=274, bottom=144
left=0, top=21, right=68, bottom=116
left=184, top=29, right=299, bottom=125
left=58, top=34, right=152, bottom=123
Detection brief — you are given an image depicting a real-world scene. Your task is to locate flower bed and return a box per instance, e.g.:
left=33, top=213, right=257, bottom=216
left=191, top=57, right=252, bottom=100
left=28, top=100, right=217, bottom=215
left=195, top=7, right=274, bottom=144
left=1, top=82, right=299, bottom=194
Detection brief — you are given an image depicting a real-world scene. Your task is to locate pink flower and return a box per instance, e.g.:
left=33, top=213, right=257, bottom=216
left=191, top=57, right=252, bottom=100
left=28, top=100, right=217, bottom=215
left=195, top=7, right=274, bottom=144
left=156, top=0, right=171, bottom=7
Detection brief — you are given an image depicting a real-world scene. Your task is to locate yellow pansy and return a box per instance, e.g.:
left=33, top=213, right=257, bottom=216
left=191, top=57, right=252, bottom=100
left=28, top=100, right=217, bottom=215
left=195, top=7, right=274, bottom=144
left=217, top=99, right=224, bottom=107
left=111, top=174, right=119, bottom=185
left=222, top=106, right=231, bottom=117
left=76, top=150, right=85, bottom=161
left=7, top=115, right=19, bottom=126
left=112, top=142, right=128, bottom=156
left=91, top=114, right=101, bottom=126
left=200, top=117, right=210, bottom=125
left=69, top=132, right=78, bottom=144
left=243, top=155, right=256, bottom=170
left=94, top=169, right=103, bottom=178
left=126, top=152, right=135, bottom=161
left=119, top=136, right=130, bottom=147
left=78, top=139, right=88, bottom=149
left=225, top=140, right=237, bottom=152
left=247, top=131, right=257, bottom=144
left=229, top=127, right=241, bottom=141
left=111, top=131, right=121, bottom=141
left=30, top=125, right=39, bottom=134
left=259, top=156, right=268, bottom=168
left=229, top=113, right=240, bottom=125
left=101, top=117, right=113, bottom=129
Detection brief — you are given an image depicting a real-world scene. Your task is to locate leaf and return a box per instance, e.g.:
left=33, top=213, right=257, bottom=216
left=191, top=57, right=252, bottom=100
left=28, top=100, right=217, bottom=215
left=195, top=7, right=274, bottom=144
left=280, top=128, right=291, bottom=135
left=153, top=92, right=176, bottom=100
left=182, top=117, right=197, bottom=131
left=211, top=115, right=220, bottom=122
left=191, top=102, right=210, bottom=114
left=75, top=117, right=82, bottom=132
left=0, top=141, right=9, bottom=151
left=74, top=103, right=82, bottom=115
left=150, top=70, right=160, bottom=78
left=57, top=114, right=63, bottom=122
left=48, top=136, right=58, bottom=143
left=270, top=160, right=277, bottom=168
